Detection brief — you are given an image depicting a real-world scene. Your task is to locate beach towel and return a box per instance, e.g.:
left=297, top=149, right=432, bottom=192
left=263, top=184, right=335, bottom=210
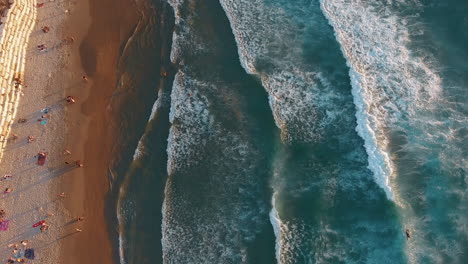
left=25, top=248, right=35, bottom=260
left=0, top=220, right=10, bottom=231
left=37, top=153, right=47, bottom=166
left=13, top=249, right=24, bottom=259
left=32, top=220, right=45, bottom=228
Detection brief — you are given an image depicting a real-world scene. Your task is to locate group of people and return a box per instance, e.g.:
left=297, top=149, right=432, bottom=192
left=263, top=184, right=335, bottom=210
left=6, top=240, right=33, bottom=263
left=0, top=1, right=92, bottom=263
left=1, top=76, right=87, bottom=263
left=37, top=22, right=75, bottom=52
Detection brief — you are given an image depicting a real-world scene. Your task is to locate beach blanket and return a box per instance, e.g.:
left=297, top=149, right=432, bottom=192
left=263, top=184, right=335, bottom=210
left=37, top=153, right=47, bottom=166
left=25, top=248, right=35, bottom=260
left=0, top=220, right=10, bottom=231
left=32, top=220, right=45, bottom=228
left=13, top=249, right=24, bottom=259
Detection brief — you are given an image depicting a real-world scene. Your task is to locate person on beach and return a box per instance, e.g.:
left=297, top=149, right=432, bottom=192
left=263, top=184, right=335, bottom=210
left=0, top=209, right=5, bottom=221
left=9, top=134, right=18, bottom=141
left=75, top=160, right=83, bottom=168
left=1, top=175, right=12, bottom=181
left=13, top=77, right=21, bottom=88
left=57, top=192, right=66, bottom=198
left=41, top=26, right=50, bottom=33
left=82, top=75, right=88, bottom=81
left=63, top=149, right=71, bottom=155
left=3, top=188, right=12, bottom=194
left=62, top=36, right=75, bottom=45
left=40, top=222, right=49, bottom=232
left=77, top=216, right=84, bottom=222
left=66, top=96, right=76, bottom=104
left=75, top=228, right=82, bottom=232
left=18, top=118, right=26, bottom=123
left=37, top=44, right=46, bottom=51
left=405, top=228, right=411, bottom=240
left=20, top=240, right=27, bottom=246
left=27, top=135, right=35, bottom=143
left=2, top=175, right=11, bottom=180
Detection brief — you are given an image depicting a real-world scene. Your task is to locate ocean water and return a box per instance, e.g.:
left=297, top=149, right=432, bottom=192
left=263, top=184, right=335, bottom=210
left=115, top=0, right=468, bottom=263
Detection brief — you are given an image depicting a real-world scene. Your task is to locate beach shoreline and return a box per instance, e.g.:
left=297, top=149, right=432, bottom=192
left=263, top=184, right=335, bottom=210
left=58, top=0, right=140, bottom=263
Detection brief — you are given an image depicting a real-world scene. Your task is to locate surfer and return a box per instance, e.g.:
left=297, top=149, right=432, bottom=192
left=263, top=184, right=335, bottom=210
left=405, top=228, right=411, bottom=240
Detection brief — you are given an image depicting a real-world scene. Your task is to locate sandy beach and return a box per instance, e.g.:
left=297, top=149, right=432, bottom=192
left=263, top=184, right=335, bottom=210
left=0, top=0, right=138, bottom=263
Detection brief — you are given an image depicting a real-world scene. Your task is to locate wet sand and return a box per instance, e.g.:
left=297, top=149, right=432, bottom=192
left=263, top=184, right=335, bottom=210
left=59, top=0, right=139, bottom=263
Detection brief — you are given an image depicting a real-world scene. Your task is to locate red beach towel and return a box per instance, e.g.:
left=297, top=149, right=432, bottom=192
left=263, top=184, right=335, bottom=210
left=37, top=153, right=47, bottom=166
left=32, top=220, right=45, bottom=228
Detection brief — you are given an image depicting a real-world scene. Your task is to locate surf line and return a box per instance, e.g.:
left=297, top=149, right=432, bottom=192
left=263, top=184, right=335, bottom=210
left=319, top=0, right=395, bottom=200
left=0, top=0, right=38, bottom=162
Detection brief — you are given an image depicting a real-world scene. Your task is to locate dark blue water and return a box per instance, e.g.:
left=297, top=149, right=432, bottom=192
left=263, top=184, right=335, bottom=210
left=115, top=0, right=468, bottom=263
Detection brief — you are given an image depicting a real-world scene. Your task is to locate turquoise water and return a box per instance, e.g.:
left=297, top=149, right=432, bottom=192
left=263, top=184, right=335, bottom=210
left=115, top=0, right=468, bottom=263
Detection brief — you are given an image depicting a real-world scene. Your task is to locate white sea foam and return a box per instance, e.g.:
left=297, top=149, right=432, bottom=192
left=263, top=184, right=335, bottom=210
left=221, top=1, right=406, bottom=262
left=162, top=3, right=273, bottom=262
left=319, top=0, right=442, bottom=200
left=117, top=183, right=135, bottom=264
left=118, top=233, right=126, bottom=264
left=220, top=0, right=353, bottom=145
left=320, top=1, right=468, bottom=262
left=166, top=72, right=213, bottom=175
left=349, top=69, right=394, bottom=199
left=269, top=193, right=281, bottom=264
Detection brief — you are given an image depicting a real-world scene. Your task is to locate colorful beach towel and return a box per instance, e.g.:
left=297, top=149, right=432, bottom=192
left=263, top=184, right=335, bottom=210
left=0, top=220, right=10, bottom=231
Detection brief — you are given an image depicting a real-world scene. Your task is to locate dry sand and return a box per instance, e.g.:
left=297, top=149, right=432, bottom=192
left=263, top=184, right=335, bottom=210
left=0, top=0, right=138, bottom=263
